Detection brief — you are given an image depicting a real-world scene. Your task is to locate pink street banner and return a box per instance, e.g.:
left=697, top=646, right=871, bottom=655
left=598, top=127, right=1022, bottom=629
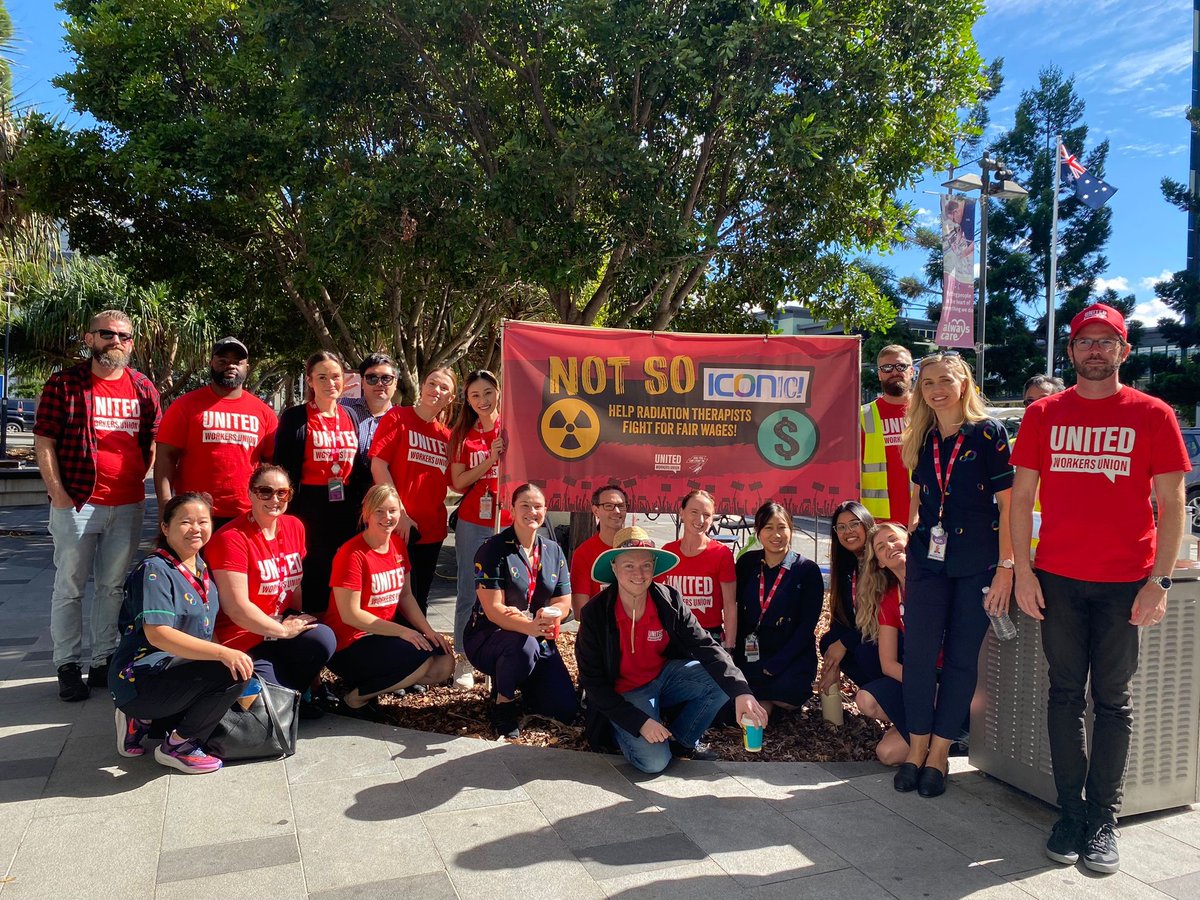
left=935, top=195, right=977, bottom=349
left=500, top=321, right=860, bottom=517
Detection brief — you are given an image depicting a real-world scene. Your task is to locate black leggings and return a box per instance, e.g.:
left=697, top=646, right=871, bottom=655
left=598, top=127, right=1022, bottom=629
left=250, top=625, right=337, bottom=692
left=119, top=659, right=246, bottom=743
left=293, top=484, right=362, bottom=615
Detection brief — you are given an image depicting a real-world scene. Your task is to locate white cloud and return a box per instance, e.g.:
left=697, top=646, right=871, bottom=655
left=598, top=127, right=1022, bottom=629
left=1094, top=276, right=1129, bottom=293
left=1118, top=141, right=1187, bottom=158
left=1130, top=297, right=1179, bottom=327
left=1140, top=269, right=1173, bottom=291
left=1141, top=103, right=1188, bottom=119
left=1081, top=40, right=1190, bottom=93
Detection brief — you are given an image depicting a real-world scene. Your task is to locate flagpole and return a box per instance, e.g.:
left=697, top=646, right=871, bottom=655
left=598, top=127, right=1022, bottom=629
left=1046, top=135, right=1062, bottom=375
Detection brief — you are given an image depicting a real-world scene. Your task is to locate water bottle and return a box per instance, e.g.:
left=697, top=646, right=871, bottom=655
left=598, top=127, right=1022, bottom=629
left=983, top=587, right=1017, bottom=641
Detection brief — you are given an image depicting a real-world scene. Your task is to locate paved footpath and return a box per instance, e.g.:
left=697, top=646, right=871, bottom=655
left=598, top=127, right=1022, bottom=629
left=2, top=498, right=1200, bottom=899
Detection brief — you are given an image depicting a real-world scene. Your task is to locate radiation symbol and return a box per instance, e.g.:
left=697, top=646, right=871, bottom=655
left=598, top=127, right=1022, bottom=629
left=540, top=398, right=601, bottom=461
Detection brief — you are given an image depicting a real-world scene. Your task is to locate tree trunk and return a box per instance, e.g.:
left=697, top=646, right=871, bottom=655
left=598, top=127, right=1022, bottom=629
left=566, top=510, right=595, bottom=557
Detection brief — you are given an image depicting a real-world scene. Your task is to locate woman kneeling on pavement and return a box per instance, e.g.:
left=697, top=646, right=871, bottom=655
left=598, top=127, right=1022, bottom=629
left=577, top=525, right=768, bottom=774
left=110, top=492, right=252, bottom=774
left=207, top=464, right=335, bottom=713
left=463, top=482, right=577, bottom=740
left=731, top=501, right=824, bottom=716
left=323, top=484, right=454, bottom=719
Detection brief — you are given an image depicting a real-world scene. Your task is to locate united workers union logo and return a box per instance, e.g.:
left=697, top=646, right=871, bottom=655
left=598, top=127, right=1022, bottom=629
left=540, top=398, right=601, bottom=460
left=756, top=409, right=818, bottom=469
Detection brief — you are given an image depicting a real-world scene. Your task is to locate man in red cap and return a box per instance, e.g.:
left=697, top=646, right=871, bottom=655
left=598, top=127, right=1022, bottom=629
left=1010, top=303, right=1190, bottom=874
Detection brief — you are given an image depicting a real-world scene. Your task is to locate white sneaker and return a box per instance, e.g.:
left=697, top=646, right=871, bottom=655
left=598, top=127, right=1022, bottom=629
left=452, top=655, right=475, bottom=691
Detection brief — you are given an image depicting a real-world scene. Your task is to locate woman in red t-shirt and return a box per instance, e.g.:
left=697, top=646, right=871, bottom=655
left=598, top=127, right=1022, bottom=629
left=368, top=367, right=457, bottom=616
left=273, top=351, right=369, bottom=615
left=658, top=490, right=736, bottom=646
left=323, top=484, right=454, bottom=719
left=447, top=370, right=510, bottom=690
left=854, top=523, right=912, bottom=767
left=208, top=464, right=336, bottom=705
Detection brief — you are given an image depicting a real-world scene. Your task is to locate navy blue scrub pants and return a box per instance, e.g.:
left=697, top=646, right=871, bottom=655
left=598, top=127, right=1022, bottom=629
left=463, top=628, right=578, bottom=723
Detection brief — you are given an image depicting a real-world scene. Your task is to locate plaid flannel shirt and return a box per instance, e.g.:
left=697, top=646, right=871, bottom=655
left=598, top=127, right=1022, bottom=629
left=33, top=361, right=162, bottom=510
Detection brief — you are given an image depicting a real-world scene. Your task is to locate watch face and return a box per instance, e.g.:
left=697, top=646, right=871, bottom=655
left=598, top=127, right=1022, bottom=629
left=1154, top=576, right=1173, bottom=590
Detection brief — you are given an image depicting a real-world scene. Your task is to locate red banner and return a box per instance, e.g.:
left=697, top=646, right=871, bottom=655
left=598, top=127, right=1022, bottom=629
left=499, top=322, right=860, bottom=517
left=935, top=195, right=977, bottom=349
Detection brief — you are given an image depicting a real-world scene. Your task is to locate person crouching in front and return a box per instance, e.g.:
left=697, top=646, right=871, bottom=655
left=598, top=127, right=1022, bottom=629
left=576, top=526, right=768, bottom=773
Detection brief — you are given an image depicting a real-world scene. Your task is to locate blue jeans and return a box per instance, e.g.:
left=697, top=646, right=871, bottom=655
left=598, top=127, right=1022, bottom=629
left=49, top=501, right=145, bottom=668
left=613, top=659, right=728, bottom=774
left=454, top=519, right=494, bottom=649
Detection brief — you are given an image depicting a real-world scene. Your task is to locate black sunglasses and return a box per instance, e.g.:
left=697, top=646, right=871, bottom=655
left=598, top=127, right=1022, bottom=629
left=91, top=328, right=134, bottom=343
left=363, top=373, right=397, bottom=386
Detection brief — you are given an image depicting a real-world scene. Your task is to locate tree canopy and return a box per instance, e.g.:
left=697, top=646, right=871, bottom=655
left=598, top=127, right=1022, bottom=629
left=15, top=0, right=988, bottom=391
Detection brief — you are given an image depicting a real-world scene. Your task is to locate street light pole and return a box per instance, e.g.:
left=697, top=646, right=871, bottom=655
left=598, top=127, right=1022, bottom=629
left=0, top=286, right=10, bottom=459
left=977, top=162, right=991, bottom=387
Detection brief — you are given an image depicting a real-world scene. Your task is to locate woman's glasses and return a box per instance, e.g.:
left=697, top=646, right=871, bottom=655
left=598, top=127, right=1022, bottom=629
left=833, top=521, right=865, bottom=534
left=251, top=487, right=293, bottom=502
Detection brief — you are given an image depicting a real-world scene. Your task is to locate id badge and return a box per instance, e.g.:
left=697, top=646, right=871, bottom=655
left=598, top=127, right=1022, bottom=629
left=928, top=523, right=948, bottom=562
left=327, top=477, right=345, bottom=502
left=745, top=633, right=760, bottom=663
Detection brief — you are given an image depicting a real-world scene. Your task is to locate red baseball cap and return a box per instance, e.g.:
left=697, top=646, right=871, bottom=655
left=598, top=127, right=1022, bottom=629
left=1069, top=303, right=1127, bottom=341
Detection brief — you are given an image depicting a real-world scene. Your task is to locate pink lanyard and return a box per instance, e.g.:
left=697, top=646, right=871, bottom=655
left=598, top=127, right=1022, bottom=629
left=248, top=514, right=292, bottom=613
left=931, top=430, right=966, bottom=524
left=521, top=540, right=541, bottom=607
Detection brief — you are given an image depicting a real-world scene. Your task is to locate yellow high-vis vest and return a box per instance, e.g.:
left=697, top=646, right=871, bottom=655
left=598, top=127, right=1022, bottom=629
left=860, top=401, right=892, bottom=521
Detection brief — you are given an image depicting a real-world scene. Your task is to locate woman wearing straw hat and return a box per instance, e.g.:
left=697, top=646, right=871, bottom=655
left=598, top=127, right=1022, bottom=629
left=576, top=526, right=769, bottom=773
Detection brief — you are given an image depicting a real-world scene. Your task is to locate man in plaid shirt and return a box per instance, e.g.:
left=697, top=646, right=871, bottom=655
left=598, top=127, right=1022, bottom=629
left=34, top=310, right=161, bottom=701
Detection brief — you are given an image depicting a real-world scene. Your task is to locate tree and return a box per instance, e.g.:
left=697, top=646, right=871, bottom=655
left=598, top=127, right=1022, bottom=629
left=17, top=0, right=989, bottom=394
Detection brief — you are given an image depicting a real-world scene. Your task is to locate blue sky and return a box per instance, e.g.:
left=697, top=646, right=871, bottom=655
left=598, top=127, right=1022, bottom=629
left=6, top=1, right=1194, bottom=327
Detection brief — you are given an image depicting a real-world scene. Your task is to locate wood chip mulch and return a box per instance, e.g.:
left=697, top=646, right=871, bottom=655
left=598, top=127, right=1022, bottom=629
left=328, top=630, right=886, bottom=763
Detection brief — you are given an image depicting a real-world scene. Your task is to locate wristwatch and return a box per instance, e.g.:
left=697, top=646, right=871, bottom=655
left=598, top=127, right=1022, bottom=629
left=1149, top=575, right=1173, bottom=590
left=997, top=559, right=1015, bottom=570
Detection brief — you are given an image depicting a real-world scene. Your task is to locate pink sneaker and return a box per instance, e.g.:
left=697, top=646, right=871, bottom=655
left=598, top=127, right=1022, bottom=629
left=153, top=734, right=223, bottom=774
left=115, top=708, right=151, bottom=758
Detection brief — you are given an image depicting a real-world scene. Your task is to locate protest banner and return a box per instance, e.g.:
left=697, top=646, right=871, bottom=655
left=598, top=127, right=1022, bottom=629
left=500, top=321, right=859, bottom=517
left=935, top=194, right=977, bottom=349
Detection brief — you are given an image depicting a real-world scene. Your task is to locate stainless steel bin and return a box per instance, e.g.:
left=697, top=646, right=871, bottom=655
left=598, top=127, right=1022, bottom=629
left=970, top=568, right=1200, bottom=816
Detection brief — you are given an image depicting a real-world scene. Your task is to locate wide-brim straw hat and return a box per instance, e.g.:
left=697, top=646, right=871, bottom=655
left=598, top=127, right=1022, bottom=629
left=591, top=525, right=680, bottom=585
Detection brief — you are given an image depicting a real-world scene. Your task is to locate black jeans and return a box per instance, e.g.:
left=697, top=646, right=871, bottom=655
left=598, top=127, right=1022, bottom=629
left=406, top=539, right=443, bottom=616
left=119, top=659, right=246, bottom=743
left=1038, top=570, right=1142, bottom=825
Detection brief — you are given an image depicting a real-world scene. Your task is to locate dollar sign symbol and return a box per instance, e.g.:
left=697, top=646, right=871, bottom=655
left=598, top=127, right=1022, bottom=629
left=774, top=416, right=800, bottom=461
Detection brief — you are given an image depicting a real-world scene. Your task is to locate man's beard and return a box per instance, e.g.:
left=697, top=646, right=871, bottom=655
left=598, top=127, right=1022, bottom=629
left=94, top=348, right=130, bottom=371
left=211, top=366, right=247, bottom=389
left=882, top=380, right=909, bottom=398
left=1075, top=360, right=1120, bottom=382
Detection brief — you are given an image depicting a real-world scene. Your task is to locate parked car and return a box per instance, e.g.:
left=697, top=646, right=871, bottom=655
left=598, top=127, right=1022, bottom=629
left=1184, top=428, right=1200, bottom=535
left=2, top=399, right=35, bottom=433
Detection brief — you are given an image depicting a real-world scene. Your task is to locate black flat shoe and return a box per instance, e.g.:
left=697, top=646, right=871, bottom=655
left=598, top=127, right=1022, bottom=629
left=894, top=762, right=921, bottom=793
left=917, top=765, right=947, bottom=797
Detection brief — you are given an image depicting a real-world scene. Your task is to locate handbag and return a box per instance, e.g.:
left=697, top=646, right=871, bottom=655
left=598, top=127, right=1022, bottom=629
left=206, top=675, right=300, bottom=761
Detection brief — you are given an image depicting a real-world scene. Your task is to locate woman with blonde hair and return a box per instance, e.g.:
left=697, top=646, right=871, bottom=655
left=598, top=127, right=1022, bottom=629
left=894, top=352, right=1013, bottom=798
left=323, top=484, right=454, bottom=719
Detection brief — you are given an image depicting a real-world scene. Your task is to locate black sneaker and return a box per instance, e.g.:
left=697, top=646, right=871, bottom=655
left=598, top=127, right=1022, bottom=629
left=491, top=702, right=521, bottom=740
left=1045, top=815, right=1086, bottom=865
left=57, top=663, right=90, bottom=702
left=1083, top=821, right=1120, bottom=874
left=87, top=658, right=111, bottom=691
left=670, top=740, right=719, bottom=761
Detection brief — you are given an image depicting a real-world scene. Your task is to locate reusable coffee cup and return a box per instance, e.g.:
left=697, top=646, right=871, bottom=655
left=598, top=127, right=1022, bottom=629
left=741, top=715, right=764, bottom=753
left=540, top=607, right=562, bottom=639
left=237, top=678, right=262, bottom=711
left=820, top=684, right=844, bottom=725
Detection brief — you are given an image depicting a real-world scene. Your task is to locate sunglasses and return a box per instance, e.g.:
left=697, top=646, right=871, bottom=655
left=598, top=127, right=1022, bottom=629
left=251, top=486, right=294, bottom=502
left=363, top=373, right=397, bottom=386
left=877, top=363, right=910, bottom=374
left=91, top=328, right=134, bottom=343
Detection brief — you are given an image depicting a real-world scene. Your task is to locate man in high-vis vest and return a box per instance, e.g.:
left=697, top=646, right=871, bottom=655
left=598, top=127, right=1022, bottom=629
left=860, top=344, right=913, bottom=524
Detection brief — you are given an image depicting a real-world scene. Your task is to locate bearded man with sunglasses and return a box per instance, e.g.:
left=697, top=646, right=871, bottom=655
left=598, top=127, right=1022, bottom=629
left=1012, top=303, right=1190, bottom=874
left=860, top=344, right=914, bottom=524
left=34, top=310, right=163, bottom=701
left=155, top=336, right=278, bottom=532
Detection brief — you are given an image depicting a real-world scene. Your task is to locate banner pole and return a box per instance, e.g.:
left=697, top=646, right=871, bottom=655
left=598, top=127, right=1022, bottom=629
left=495, top=319, right=505, bottom=535
left=1047, top=135, right=1062, bottom=375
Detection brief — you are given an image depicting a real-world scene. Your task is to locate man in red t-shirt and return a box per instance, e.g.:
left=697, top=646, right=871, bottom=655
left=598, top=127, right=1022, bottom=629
left=34, top=309, right=162, bottom=701
left=570, top=484, right=629, bottom=618
left=1011, top=303, right=1191, bottom=875
left=155, top=337, right=277, bottom=529
left=860, top=344, right=913, bottom=524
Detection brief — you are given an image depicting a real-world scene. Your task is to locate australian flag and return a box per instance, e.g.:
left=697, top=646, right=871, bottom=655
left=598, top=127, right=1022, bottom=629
left=1059, top=143, right=1117, bottom=210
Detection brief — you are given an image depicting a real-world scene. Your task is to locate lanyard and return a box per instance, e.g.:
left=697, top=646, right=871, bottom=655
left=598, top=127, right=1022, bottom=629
left=308, top=403, right=356, bottom=478
left=930, top=429, right=966, bottom=524
left=520, top=539, right=541, bottom=608
left=154, top=549, right=210, bottom=604
left=248, top=513, right=293, bottom=613
left=758, top=561, right=790, bottom=614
